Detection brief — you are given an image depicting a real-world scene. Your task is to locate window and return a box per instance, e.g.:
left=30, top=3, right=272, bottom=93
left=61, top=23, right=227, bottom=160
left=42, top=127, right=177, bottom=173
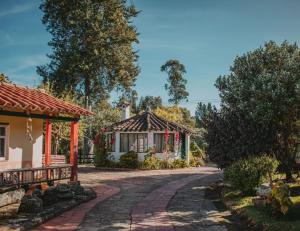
left=120, top=133, right=148, bottom=153
left=0, top=125, right=8, bottom=159
left=154, top=133, right=175, bottom=153
left=106, top=133, right=115, bottom=152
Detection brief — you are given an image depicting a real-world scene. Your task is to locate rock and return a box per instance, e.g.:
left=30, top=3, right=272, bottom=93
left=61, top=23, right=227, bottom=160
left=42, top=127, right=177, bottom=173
left=0, top=188, right=25, bottom=207
left=69, top=182, right=84, bottom=195
left=57, top=191, right=74, bottom=200
left=18, top=195, right=43, bottom=214
left=42, top=187, right=58, bottom=206
left=56, top=183, right=71, bottom=193
left=32, top=189, right=43, bottom=199
left=256, top=184, right=271, bottom=197
left=83, top=188, right=97, bottom=199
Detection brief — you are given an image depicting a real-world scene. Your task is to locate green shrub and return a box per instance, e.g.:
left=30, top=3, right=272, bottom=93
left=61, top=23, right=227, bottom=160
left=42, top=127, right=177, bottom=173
left=190, top=142, right=205, bottom=159
left=142, top=153, right=161, bottom=169
left=267, top=181, right=293, bottom=216
left=224, top=155, right=279, bottom=195
left=119, top=151, right=138, bottom=168
left=94, top=134, right=115, bottom=167
left=189, top=152, right=205, bottom=167
left=170, top=159, right=188, bottom=169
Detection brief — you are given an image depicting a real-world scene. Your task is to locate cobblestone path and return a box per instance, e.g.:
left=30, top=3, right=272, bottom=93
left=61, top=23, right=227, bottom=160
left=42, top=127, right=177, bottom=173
left=77, top=167, right=223, bottom=231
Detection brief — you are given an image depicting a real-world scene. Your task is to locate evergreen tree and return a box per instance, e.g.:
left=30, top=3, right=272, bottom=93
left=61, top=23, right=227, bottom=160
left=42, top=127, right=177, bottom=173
left=161, top=59, right=189, bottom=105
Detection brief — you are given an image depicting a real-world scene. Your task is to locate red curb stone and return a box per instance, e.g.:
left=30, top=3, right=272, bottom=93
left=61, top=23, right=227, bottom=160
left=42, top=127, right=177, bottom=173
left=131, top=168, right=219, bottom=231
left=34, top=184, right=120, bottom=231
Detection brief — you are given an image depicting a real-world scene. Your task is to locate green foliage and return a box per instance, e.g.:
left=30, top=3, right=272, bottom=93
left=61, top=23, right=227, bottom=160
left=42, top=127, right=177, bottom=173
left=0, top=73, right=10, bottom=83
left=83, top=100, right=121, bottom=140
left=267, top=181, right=293, bottom=216
left=141, top=153, right=162, bottom=169
left=199, top=41, right=300, bottom=179
left=94, top=133, right=115, bottom=167
left=38, top=0, right=140, bottom=102
left=189, top=152, right=205, bottom=167
left=119, top=151, right=138, bottom=169
left=154, top=106, right=195, bottom=129
left=138, top=96, right=162, bottom=112
left=161, top=59, right=189, bottom=105
left=170, top=159, right=188, bottom=169
left=224, top=155, right=279, bottom=195
left=190, top=142, right=205, bottom=159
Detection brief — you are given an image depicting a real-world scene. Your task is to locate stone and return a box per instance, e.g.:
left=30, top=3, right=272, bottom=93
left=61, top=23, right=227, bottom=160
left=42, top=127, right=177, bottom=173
left=18, top=195, right=43, bottom=214
left=57, top=191, right=74, bottom=200
left=69, top=181, right=84, bottom=195
left=0, top=188, right=25, bottom=208
left=256, top=184, right=271, bottom=197
left=32, top=189, right=43, bottom=199
left=56, top=183, right=71, bottom=193
left=42, top=187, right=58, bottom=206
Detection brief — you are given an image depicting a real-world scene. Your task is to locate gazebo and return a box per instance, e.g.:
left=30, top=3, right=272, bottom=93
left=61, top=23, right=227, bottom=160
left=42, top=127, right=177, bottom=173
left=104, top=105, right=192, bottom=163
left=0, top=82, right=93, bottom=187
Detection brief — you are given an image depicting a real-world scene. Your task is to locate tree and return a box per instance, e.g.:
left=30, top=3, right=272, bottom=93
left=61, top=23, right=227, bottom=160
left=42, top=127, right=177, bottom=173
left=138, top=96, right=162, bottom=112
left=199, top=107, right=276, bottom=168
left=0, top=73, right=10, bottom=83
left=154, top=106, right=195, bottom=129
left=161, top=59, right=189, bottom=105
left=202, top=41, right=300, bottom=179
left=37, top=0, right=140, bottom=105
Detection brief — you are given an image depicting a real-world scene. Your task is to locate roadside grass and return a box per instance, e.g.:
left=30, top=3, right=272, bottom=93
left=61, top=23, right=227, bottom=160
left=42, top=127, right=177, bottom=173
left=222, top=178, right=300, bottom=231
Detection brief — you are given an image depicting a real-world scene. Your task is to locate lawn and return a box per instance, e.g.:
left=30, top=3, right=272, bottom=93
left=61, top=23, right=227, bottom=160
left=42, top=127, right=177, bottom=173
left=222, top=178, right=300, bottom=231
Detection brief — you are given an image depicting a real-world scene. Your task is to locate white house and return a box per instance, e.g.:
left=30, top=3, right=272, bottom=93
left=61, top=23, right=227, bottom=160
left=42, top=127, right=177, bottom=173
left=104, top=105, right=192, bottom=163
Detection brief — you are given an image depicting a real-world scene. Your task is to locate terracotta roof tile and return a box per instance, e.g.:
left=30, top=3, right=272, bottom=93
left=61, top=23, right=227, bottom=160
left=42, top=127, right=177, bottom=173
left=0, top=82, right=93, bottom=117
left=106, top=111, right=192, bottom=133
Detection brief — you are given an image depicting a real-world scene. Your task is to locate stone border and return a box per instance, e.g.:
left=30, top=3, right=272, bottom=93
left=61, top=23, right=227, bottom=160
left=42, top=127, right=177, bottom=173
left=34, top=184, right=120, bottom=231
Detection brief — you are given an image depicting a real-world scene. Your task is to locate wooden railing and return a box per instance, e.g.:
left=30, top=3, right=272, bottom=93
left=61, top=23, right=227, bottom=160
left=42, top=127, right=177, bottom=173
left=0, top=164, right=72, bottom=188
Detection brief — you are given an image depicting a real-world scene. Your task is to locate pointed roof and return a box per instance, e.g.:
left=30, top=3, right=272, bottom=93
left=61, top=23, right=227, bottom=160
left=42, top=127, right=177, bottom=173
left=106, top=111, right=192, bottom=133
left=0, top=82, right=93, bottom=117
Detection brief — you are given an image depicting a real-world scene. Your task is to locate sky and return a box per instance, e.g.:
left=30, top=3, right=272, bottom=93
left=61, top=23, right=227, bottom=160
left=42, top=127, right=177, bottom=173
left=0, top=0, right=299, bottom=114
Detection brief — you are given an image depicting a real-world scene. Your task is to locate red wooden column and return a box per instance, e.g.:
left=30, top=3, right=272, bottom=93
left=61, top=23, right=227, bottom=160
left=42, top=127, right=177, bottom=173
left=44, top=119, right=52, bottom=166
left=70, top=121, right=79, bottom=181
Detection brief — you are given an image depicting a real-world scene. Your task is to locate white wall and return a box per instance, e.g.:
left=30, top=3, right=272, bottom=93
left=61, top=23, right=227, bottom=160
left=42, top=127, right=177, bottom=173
left=0, top=115, right=43, bottom=170
left=106, top=131, right=190, bottom=162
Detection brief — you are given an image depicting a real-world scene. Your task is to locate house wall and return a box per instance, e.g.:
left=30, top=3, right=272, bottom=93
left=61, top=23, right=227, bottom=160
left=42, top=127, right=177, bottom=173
left=0, top=115, right=43, bottom=170
left=106, top=131, right=190, bottom=163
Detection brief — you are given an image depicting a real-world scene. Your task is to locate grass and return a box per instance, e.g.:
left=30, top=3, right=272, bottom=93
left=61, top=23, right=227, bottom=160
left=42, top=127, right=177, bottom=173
left=222, top=179, right=300, bottom=231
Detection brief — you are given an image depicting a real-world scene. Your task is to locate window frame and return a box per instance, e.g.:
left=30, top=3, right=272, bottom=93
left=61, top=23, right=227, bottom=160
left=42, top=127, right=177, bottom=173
left=0, top=124, right=9, bottom=161
left=153, top=132, right=175, bottom=153
left=120, top=133, right=148, bottom=153
left=106, top=133, right=115, bottom=152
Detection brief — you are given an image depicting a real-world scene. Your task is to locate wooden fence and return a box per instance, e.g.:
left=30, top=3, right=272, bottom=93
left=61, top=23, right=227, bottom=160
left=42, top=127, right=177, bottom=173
left=0, top=164, right=72, bottom=188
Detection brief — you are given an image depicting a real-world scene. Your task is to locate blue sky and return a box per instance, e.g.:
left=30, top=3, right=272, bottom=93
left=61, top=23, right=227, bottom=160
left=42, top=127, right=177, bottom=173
left=0, top=0, right=299, bottom=114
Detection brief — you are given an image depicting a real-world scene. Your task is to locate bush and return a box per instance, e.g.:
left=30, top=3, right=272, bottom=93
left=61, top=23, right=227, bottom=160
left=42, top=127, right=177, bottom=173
left=224, top=155, right=279, bottom=195
left=170, top=159, right=188, bottom=169
left=189, top=152, right=205, bottom=167
left=267, top=181, right=293, bottom=216
left=119, top=151, right=138, bottom=168
left=142, top=153, right=161, bottom=169
left=190, top=142, right=205, bottom=159
left=94, top=134, right=115, bottom=167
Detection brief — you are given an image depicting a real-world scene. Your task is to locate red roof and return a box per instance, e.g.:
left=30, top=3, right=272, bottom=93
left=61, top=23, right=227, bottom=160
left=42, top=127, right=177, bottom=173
left=106, top=111, right=192, bottom=133
left=0, top=82, right=93, bottom=117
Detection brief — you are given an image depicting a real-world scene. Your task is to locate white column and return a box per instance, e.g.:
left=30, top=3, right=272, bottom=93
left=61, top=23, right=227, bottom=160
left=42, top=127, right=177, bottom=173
left=185, top=134, right=190, bottom=164
left=148, top=131, right=154, bottom=150
left=115, top=132, right=120, bottom=160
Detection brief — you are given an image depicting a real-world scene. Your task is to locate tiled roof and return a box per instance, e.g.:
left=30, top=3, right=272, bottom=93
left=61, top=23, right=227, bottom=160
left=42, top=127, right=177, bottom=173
left=106, top=111, right=192, bottom=133
left=0, top=82, right=93, bottom=117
